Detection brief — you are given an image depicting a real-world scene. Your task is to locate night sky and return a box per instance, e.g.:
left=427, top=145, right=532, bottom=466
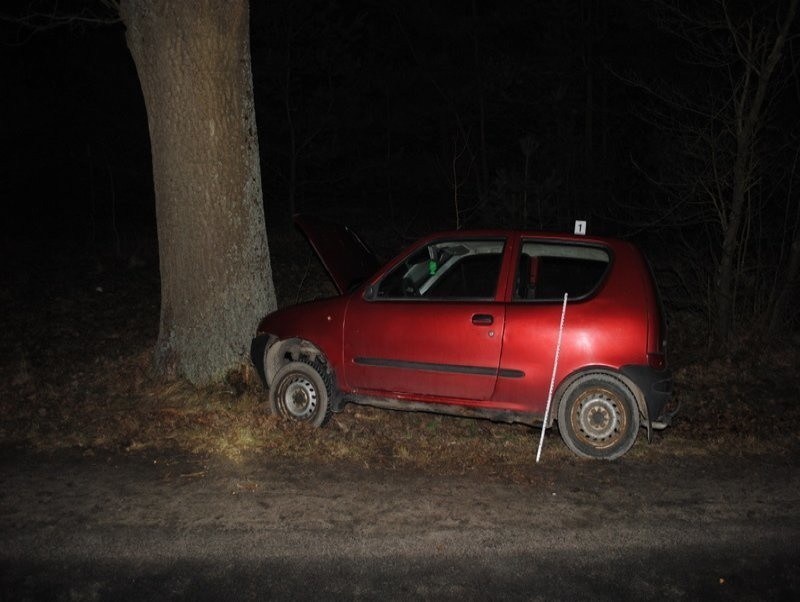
left=2, top=0, right=799, bottom=321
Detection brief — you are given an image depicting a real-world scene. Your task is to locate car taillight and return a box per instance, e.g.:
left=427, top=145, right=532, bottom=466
left=648, top=352, right=666, bottom=370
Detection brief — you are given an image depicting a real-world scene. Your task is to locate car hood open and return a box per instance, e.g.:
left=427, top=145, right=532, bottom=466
left=294, top=214, right=381, bottom=294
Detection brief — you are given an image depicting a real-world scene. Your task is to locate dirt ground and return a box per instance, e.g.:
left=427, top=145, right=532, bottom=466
left=1, top=246, right=799, bottom=598
left=2, top=243, right=798, bottom=468
left=2, top=444, right=799, bottom=600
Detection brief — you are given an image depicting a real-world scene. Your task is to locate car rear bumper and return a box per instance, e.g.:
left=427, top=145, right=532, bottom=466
left=620, top=364, right=673, bottom=425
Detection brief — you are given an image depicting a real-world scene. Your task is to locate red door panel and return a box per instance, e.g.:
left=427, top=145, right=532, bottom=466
left=343, top=299, right=505, bottom=400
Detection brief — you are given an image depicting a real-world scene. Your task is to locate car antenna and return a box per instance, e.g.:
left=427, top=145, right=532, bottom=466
left=536, top=292, right=568, bottom=463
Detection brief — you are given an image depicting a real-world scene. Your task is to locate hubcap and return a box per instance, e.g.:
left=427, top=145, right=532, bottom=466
left=281, top=376, right=318, bottom=419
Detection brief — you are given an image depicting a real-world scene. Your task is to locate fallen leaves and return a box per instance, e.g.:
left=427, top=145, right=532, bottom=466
left=2, top=253, right=799, bottom=475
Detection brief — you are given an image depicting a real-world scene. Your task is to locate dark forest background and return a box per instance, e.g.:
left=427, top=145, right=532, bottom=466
left=2, top=0, right=799, bottom=345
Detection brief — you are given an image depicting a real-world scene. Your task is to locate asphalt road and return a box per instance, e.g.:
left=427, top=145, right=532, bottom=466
left=1, top=447, right=798, bottom=600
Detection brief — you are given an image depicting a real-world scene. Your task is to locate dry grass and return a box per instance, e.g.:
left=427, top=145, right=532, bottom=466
left=2, top=252, right=799, bottom=473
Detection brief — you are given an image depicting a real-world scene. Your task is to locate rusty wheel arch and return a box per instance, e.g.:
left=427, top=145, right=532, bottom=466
left=264, top=337, right=330, bottom=386
left=549, top=368, right=647, bottom=428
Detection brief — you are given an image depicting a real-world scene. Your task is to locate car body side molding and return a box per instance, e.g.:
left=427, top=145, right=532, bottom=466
left=354, top=356, right=524, bottom=378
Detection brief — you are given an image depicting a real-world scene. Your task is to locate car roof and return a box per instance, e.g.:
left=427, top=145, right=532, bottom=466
left=415, top=228, right=623, bottom=246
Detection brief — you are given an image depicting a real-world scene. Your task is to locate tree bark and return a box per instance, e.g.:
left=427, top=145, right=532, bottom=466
left=120, top=0, right=276, bottom=384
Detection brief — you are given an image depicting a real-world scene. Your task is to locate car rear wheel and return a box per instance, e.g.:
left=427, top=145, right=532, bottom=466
left=269, top=359, right=333, bottom=427
left=557, top=373, right=640, bottom=460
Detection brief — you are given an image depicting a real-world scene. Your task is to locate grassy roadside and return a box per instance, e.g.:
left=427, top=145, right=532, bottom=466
left=2, top=253, right=799, bottom=475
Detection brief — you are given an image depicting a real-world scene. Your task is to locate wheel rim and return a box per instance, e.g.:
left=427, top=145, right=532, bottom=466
left=572, top=388, right=626, bottom=447
left=279, top=375, right=318, bottom=420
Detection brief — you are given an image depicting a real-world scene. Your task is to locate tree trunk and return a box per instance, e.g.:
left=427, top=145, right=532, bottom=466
left=120, top=0, right=276, bottom=384
left=583, top=0, right=594, bottom=208
left=767, top=236, right=800, bottom=335
left=472, top=0, right=488, bottom=203
left=713, top=150, right=749, bottom=344
left=711, top=0, right=797, bottom=346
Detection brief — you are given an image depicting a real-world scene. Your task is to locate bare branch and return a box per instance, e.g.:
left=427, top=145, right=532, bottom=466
left=0, top=1, right=120, bottom=34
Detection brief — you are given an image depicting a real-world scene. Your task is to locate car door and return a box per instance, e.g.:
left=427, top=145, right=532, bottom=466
left=343, top=238, right=510, bottom=401
left=493, top=239, right=615, bottom=411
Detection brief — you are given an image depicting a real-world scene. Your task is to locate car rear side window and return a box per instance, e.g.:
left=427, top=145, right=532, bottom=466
left=515, top=241, right=610, bottom=301
left=377, top=239, right=505, bottom=300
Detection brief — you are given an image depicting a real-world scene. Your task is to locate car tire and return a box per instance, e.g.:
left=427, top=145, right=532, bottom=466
left=269, top=359, right=333, bottom=427
left=557, top=373, right=640, bottom=460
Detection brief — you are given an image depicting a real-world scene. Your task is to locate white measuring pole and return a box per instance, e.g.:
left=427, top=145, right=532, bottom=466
left=536, top=292, right=568, bottom=463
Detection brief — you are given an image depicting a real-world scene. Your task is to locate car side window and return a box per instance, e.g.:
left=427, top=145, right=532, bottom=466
left=376, top=239, right=506, bottom=300
left=514, top=241, right=610, bottom=301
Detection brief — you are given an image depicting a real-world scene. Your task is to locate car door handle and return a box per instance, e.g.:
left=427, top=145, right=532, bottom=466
left=472, top=314, right=493, bottom=325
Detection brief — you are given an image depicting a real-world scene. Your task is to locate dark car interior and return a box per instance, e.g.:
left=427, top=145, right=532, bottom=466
left=516, top=252, right=609, bottom=301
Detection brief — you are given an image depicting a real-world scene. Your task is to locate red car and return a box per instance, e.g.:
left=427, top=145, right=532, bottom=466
left=252, top=215, right=673, bottom=460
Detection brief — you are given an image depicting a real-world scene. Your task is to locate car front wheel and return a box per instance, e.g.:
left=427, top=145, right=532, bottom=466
left=269, top=359, right=333, bottom=427
left=557, top=373, right=640, bottom=460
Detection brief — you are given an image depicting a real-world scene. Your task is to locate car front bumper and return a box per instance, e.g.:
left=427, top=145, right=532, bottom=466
left=250, top=333, right=273, bottom=386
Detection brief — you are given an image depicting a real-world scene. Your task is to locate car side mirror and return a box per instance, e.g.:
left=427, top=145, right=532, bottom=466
left=363, top=284, right=377, bottom=300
